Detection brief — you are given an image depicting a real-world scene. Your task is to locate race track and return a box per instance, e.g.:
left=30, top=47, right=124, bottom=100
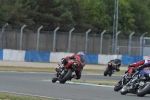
left=0, top=71, right=149, bottom=100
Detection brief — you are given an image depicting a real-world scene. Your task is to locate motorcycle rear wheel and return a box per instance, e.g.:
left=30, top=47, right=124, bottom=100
left=137, top=83, right=150, bottom=97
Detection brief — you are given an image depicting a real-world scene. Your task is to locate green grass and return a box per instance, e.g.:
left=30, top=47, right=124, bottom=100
left=0, top=66, right=126, bottom=75
left=0, top=92, right=56, bottom=100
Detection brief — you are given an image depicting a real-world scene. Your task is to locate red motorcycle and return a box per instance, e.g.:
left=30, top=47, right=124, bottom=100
left=52, top=59, right=80, bottom=84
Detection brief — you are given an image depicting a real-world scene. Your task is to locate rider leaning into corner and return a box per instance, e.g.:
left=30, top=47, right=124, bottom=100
left=56, top=51, right=86, bottom=80
left=126, top=55, right=150, bottom=78
left=108, top=58, right=122, bottom=72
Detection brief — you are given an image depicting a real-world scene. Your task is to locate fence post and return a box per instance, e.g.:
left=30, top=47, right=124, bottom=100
left=1, top=23, right=8, bottom=49
left=140, top=32, right=147, bottom=56
left=53, top=27, right=59, bottom=52
left=36, top=26, right=43, bottom=51
left=100, top=30, right=106, bottom=54
left=115, top=31, right=121, bottom=54
left=19, top=24, right=26, bottom=50
left=85, top=29, right=91, bottom=54
left=67, top=28, right=75, bottom=52
left=128, top=31, right=135, bottom=55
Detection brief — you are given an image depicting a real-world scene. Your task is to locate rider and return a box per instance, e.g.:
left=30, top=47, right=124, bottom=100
left=60, top=51, right=86, bottom=80
left=108, top=58, right=122, bottom=72
left=126, top=55, right=150, bottom=78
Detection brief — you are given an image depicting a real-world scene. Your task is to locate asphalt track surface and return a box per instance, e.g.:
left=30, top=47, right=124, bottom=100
left=0, top=71, right=150, bottom=100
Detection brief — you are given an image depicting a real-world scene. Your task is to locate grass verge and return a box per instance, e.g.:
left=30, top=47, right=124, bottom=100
left=0, top=66, right=126, bottom=75
left=0, top=92, right=56, bottom=100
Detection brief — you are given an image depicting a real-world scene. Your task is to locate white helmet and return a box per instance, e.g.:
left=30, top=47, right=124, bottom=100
left=146, top=56, right=150, bottom=61
left=77, top=51, right=85, bottom=56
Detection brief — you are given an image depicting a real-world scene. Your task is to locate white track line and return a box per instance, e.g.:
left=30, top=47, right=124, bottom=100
left=43, top=80, right=114, bottom=88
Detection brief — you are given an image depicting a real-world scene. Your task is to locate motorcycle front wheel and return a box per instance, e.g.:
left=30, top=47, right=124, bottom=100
left=114, top=83, right=122, bottom=91
left=120, top=85, right=128, bottom=95
left=104, top=67, right=110, bottom=76
left=59, top=69, right=72, bottom=84
left=52, top=77, right=57, bottom=83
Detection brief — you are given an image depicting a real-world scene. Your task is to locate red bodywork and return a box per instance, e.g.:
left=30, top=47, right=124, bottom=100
left=65, top=59, right=80, bottom=71
left=128, top=60, right=145, bottom=73
left=128, top=60, right=150, bottom=74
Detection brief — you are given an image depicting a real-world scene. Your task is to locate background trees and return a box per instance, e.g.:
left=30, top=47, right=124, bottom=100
left=0, top=0, right=150, bottom=35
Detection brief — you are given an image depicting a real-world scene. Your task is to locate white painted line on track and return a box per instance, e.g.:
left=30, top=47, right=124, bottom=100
left=42, top=80, right=114, bottom=88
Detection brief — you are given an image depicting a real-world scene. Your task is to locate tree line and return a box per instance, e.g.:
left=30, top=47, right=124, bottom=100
left=0, top=0, right=150, bottom=36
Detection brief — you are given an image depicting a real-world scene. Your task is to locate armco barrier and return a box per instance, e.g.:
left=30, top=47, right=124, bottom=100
left=98, top=54, right=122, bottom=64
left=25, top=51, right=50, bottom=62
left=121, top=55, right=143, bottom=65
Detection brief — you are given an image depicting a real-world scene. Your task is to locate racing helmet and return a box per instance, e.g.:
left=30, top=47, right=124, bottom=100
left=77, top=51, right=85, bottom=56
left=146, top=56, right=150, bottom=62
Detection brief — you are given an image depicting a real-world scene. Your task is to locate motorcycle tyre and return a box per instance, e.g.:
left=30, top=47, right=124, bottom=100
left=104, top=67, right=110, bottom=76
left=120, top=90, right=128, bottom=95
left=52, top=77, right=57, bottom=83
left=114, top=84, right=122, bottom=92
left=109, top=72, right=112, bottom=76
left=120, top=86, right=128, bottom=95
left=59, top=69, right=72, bottom=84
left=137, top=83, right=150, bottom=97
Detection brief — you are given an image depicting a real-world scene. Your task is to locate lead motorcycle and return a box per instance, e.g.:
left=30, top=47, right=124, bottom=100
left=104, top=59, right=121, bottom=76
left=52, top=59, right=80, bottom=84
left=120, top=68, right=150, bottom=97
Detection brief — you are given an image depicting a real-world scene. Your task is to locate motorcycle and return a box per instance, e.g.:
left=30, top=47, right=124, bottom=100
left=120, top=68, right=150, bottom=97
left=52, top=59, right=80, bottom=84
left=136, top=69, right=150, bottom=97
left=114, top=72, right=131, bottom=91
left=104, top=59, right=121, bottom=76
left=114, top=67, right=136, bottom=92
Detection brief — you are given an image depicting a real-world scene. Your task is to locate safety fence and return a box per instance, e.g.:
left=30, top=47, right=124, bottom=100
left=0, top=25, right=149, bottom=56
left=0, top=49, right=145, bottom=65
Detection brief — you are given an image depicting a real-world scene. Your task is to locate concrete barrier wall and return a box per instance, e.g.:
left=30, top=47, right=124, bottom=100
left=50, top=52, right=74, bottom=62
left=98, top=54, right=122, bottom=64
left=1, top=49, right=144, bottom=65
left=3, top=49, right=25, bottom=61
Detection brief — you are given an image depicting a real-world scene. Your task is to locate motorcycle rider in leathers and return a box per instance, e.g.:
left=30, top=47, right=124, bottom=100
left=58, top=51, right=86, bottom=80
left=108, top=58, right=122, bottom=72
left=126, top=56, right=150, bottom=78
